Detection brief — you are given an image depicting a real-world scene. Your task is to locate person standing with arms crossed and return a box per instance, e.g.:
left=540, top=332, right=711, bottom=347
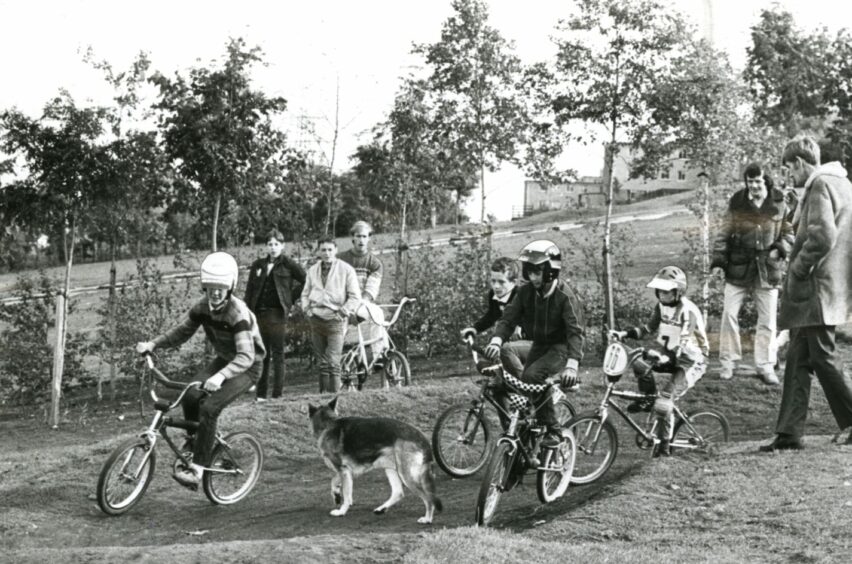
left=760, top=135, right=852, bottom=452
left=244, top=229, right=306, bottom=401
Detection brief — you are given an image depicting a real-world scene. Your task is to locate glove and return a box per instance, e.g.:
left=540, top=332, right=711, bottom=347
left=460, top=327, right=477, bottom=341
left=560, top=365, right=579, bottom=388
left=204, top=373, right=226, bottom=392
left=483, top=341, right=502, bottom=362
left=608, top=330, right=628, bottom=341
left=136, top=341, right=155, bottom=355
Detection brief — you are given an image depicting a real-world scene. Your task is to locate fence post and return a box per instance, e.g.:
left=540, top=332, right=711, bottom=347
left=50, top=292, right=66, bottom=428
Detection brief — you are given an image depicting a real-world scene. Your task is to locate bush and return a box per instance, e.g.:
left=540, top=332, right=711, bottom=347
left=0, top=272, right=87, bottom=405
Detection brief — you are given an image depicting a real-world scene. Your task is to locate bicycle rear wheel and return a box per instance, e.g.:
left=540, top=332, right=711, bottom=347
left=97, top=437, right=157, bottom=516
left=383, top=350, right=412, bottom=388
left=564, top=412, right=618, bottom=485
left=672, top=409, right=730, bottom=453
left=536, top=431, right=576, bottom=503
left=475, top=442, right=514, bottom=526
left=203, top=431, right=264, bottom=505
left=432, top=403, right=493, bottom=478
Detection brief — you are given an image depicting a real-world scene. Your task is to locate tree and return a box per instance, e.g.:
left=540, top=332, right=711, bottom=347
left=549, top=0, right=690, bottom=330
left=414, top=0, right=527, bottom=224
left=150, top=38, right=289, bottom=251
left=0, top=92, right=112, bottom=426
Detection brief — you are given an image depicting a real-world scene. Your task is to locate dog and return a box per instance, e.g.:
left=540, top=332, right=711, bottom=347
left=308, top=396, right=443, bottom=524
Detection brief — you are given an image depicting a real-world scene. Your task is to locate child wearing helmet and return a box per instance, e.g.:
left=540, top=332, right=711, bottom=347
left=610, top=266, right=709, bottom=457
left=483, top=240, right=585, bottom=448
left=136, top=252, right=265, bottom=486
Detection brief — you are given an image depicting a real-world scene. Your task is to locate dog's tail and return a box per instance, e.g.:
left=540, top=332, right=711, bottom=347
left=425, top=464, right=443, bottom=513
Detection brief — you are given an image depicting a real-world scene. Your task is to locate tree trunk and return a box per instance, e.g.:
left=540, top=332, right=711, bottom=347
left=602, top=141, right=617, bottom=331
left=107, top=239, right=118, bottom=401
left=700, top=175, right=711, bottom=320
left=212, top=192, right=221, bottom=252
left=50, top=214, right=76, bottom=428
left=479, top=161, right=486, bottom=224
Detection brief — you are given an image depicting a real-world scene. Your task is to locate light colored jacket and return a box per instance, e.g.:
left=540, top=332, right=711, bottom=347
left=779, top=162, right=852, bottom=329
left=301, top=258, right=361, bottom=321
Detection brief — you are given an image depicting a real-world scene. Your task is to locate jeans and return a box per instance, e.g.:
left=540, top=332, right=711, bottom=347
left=719, top=283, right=778, bottom=373
left=309, top=316, right=346, bottom=393
left=255, top=308, right=287, bottom=398
left=500, top=341, right=567, bottom=429
left=775, top=326, right=852, bottom=438
left=181, top=358, right=259, bottom=466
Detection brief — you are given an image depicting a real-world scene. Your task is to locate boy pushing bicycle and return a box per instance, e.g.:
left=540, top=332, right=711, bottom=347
left=484, top=240, right=585, bottom=448
left=136, top=252, right=265, bottom=486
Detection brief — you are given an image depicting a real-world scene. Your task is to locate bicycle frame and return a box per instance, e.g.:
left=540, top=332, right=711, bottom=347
left=341, top=298, right=415, bottom=381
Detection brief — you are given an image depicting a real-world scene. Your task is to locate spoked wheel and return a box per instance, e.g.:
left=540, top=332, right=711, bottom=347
left=202, top=431, right=264, bottom=505
left=382, top=350, right=412, bottom=388
left=536, top=432, right=576, bottom=503
left=554, top=396, right=577, bottom=424
left=97, top=437, right=157, bottom=516
left=672, top=409, right=730, bottom=453
left=564, top=412, right=619, bottom=485
left=432, top=403, right=493, bottom=478
left=475, top=442, right=515, bottom=526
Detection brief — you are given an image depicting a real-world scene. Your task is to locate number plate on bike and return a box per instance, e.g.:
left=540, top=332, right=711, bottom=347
left=603, top=342, right=629, bottom=377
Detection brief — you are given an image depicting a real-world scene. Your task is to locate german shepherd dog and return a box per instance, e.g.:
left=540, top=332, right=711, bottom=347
left=308, top=397, right=443, bottom=524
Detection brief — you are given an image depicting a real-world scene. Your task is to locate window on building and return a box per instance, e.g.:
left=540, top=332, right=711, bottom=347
left=661, top=169, right=670, bottom=179
left=678, top=170, right=686, bottom=180
left=678, top=150, right=687, bottom=158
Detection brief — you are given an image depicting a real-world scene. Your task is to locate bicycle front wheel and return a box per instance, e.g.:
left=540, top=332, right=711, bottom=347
left=96, top=437, right=157, bottom=516
left=672, top=409, right=730, bottom=453
left=432, top=403, right=493, bottom=478
left=475, top=442, right=514, bottom=527
left=383, top=350, right=412, bottom=388
left=536, top=431, right=576, bottom=503
left=565, top=412, right=618, bottom=485
left=555, top=396, right=577, bottom=424
left=203, top=431, right=264, bottom=505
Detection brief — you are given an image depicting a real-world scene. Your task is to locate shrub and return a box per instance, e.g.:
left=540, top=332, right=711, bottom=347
left=0, top=272, right=87, bottom=405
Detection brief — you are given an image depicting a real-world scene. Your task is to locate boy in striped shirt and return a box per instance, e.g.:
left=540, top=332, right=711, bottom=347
left=136, top=252, right=265, bottom=486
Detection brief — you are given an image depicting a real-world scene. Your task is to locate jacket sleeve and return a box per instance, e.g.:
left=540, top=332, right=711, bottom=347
left=473, top=290, right=497, bottom=333
left=341, top=265, right=362, bottom=315
left=153, top=305, right=202, bottom=349
left=244, top=261, right=259, bottom=310
left=561, top=290, right=585, bottom=361
left=627, top=305, right=661, bottom=339
left=216, top=320, right=257, bottom=380
left=493, top=290, right=523, bottom=342
left=791, top=180, right=838, bottom=277
left=363, top=256, right=383, bottom=301
left=710, top=201, right=733, bottom=269
left=300, top=266, right=315, bottom=311
left=772, top=205, right=795, bottom=259
left=286, top=256, right=307, bottom=300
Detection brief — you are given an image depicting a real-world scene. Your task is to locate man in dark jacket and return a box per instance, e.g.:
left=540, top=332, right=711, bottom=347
left=760, top=135, right=852, bottom=451
left=484, top=240, right=585, bottom=447
left=711, top=163, right=794, bottom=384
left=244, top=229, right=306, bottom=400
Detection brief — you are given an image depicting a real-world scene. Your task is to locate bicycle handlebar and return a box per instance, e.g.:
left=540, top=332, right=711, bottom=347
left=359, top=297, right=416, bottom=327
left=607, top=332, right=671, bottom=368
left=142, top=353, right=203, bottom=392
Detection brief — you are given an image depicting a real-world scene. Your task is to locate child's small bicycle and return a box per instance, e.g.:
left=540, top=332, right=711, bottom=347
left=564, top=335, right=730, bottom=485
left=432, top=335, right=576, bottom=478
left=339, top=297, right=415, bottom=391
left=96, top=354, right=264, bottom=515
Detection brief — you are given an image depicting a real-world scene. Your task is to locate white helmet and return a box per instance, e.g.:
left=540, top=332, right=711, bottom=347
left=200, top=252, right=239, bottom=291
left=646, top=266, right=687, bottom=294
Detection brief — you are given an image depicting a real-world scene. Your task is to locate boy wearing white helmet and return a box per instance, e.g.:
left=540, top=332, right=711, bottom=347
left=136, top=252, right=265, bottom=486
left=484, top=240, right=585, bottom=448
left=610, top=266, right=709, bottom=456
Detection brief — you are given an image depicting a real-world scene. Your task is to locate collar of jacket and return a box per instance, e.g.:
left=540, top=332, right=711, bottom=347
left=731, top=188, right=786, bottom=215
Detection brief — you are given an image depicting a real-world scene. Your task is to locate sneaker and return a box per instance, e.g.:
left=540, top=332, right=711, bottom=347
left=256, top=397, right=267, bottom=403
left=627, top=399, right=653, bottom=413
left=758, top=434, right=804, bottom=452
left=653, top=439, right=672, bottom=458
left=541, top=429, right=564, bottom=448
left=173, top=464, right=203, bottom=487
left=718, top=368, right=733, bottom=380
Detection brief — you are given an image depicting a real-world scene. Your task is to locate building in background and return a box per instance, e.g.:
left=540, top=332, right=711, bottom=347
left=605, top=143, right=702, bottom=203
left=518, top=176, right=605, bottom=218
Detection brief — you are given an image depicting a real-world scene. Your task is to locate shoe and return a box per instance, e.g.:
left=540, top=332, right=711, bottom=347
left=256, top=397, right=267, bottom=403
left=541, top=428, right=564, bottom=448
left=653, top=439, right=671, bottom=458
left=627, top=399, right=653, bottom=413
left=718, top=369, right=733, bottom=380
left=758, top=434, right=804, bottom=452
left=173, top=465, right=202, bottom=487
left=759, top=369, right=780, bottom=385
left=248, top=385, right=257, bottom=393
left=831, top=426, right=852, bottom=445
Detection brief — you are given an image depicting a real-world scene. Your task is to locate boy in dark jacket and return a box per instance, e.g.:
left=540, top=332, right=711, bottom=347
left=460, top=256, right=523, bottom=341
left=484, top=240, right=585, bottom=447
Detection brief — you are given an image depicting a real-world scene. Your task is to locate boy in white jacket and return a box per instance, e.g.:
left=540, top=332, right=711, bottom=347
left=301, top=237, right=361, bottom=392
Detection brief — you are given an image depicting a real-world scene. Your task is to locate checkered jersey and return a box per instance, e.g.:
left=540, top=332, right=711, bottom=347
left=502, top=372, right=550, bottom=395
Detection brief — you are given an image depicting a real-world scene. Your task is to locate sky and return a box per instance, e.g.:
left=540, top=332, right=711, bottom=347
left=0, top=0, right=850, bottom=221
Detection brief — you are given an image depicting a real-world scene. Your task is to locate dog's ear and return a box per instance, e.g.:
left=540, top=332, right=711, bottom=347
left=308, top=403, right=317, bottom=417
left=328, top=396, right=338, bottom=412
